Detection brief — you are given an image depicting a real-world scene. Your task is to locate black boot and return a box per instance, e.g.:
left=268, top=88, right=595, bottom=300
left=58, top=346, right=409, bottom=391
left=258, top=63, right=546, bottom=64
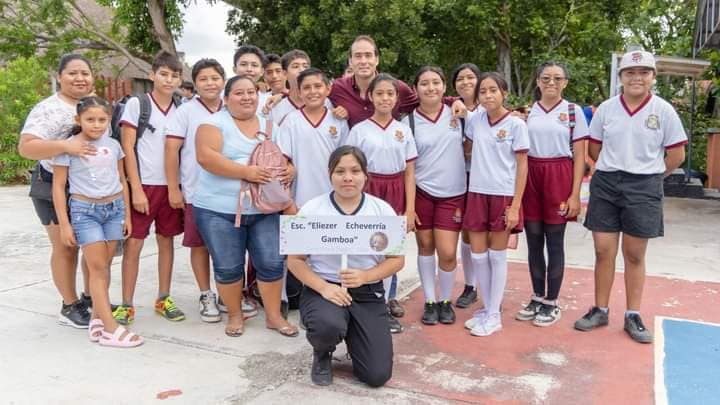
left=311, top=350, right=333, bottom=386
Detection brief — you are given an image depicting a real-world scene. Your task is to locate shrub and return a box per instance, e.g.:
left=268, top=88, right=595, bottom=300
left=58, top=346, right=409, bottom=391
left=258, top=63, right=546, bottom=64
left=0, top=57, right=50, bottom=184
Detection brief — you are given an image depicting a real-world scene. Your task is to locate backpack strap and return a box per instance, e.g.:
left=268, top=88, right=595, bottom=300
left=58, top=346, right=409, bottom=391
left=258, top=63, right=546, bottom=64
left=568, top=102, right=576, bottom=138
left=135, top=94, right=155, bottom=140
left=460, top=117, right=466, bottom=136
left=408, top=109, right=415, bottom=134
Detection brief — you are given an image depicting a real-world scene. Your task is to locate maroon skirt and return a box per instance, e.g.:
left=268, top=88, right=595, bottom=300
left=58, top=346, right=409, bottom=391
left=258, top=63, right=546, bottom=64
left=523, top=156, right=574, bottom=224
left=367, top=172, right=405, bottom=214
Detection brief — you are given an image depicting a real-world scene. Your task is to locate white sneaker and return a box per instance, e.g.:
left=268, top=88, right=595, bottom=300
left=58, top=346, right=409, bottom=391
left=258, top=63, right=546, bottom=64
left=199, top=292, right=221, bottom=323
left=470, top=314, right=502, bottom=337
left=242, top=298, right=258, bottom=318
left=464, top=309, right=488, bottom=330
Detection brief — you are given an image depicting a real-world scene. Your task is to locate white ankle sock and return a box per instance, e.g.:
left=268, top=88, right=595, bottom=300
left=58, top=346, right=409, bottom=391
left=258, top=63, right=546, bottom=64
left=417, top=255, right=437, bottom=303
left=460, top=242, right=474, bottom=288
left=438, top=266, right=457, bottom=302
left=471, top=252, right=491, bottom=311
left=488, top=249, right=508, bottom=315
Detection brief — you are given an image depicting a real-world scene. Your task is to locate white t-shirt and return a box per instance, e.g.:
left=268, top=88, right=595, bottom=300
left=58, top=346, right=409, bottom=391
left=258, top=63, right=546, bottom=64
left=527, top=99, right=590, bottom=158
left=164, top=98, right=223, bottom=203
left=402, top=105, right=466, bottom=197
left=268, top=96, right=303, bottom=127
left=344, top=118, right=418, bottom=174
left=119, top=93, right=177, bottom=185
left=298, top=192, right=397, bottom=283
left=53, top=136, right=124, bottom=199
left=589, top=94, right=688, bottom=174
left=465, top=111, right=530, bottom=196
left=21, top=94, right=78, bottom=173
left=277, top=108, right=349, bottom=207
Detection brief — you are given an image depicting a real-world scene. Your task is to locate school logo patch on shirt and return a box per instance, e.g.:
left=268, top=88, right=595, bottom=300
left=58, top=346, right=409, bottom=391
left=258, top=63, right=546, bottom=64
left=496, top=129, right=508, bottom=142
left=395, top=130, right=404, bottom=142
left=329, top=126, right=338, bottom=138
left=645, top=114, right=660, bottom=130
left=558, top=113, right=568, bottom=122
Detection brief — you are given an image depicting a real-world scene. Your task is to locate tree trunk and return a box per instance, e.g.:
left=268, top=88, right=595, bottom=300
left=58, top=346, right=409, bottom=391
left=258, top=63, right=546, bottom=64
left=496, top=36, right=512, bottom=95
left=147, top=0, right=177, bottom=55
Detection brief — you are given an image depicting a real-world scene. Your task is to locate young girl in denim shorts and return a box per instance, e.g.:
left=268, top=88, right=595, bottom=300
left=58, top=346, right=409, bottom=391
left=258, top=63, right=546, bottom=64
left=52, top=96, right=143, bottom=348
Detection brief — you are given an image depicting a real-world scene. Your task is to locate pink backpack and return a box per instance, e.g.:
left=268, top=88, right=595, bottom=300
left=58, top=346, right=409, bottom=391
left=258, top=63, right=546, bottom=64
left=235, top=121, right=294, bottom=226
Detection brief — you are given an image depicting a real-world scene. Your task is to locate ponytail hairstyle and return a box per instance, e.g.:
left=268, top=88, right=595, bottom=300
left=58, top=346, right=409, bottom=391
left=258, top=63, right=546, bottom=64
left=532, top=61, right=569, bottom=101
left=58, top=53, right=93, bottom=75
left=70, top=96, right=111, bottom=135
left=368, top=73, right=399, bottom=94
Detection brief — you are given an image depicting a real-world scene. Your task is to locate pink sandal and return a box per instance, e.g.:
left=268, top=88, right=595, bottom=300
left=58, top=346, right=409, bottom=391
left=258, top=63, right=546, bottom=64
left=99, top=326, right=144, bottom=348
left=88, top=318, right=104, bottom=342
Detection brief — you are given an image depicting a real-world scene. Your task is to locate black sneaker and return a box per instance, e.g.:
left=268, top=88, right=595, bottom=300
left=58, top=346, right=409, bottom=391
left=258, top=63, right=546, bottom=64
left=438, top=300, right=456, bottom=324
left=533, top=304, right=561, bottom=327
left=422, top=302, right=439, bottom=325
left=311, top=351, right=333, bottom=386
left=515, top=298, right=543, bottom=321
left=80, top=292, right=92, bottom=309
left=59, top=300, right=90, bottom=328
left=388, top=311, right=403, bottom=334
left=574, top=306, right=609, bottom=331
left=455, top=285, right=478, bottom=308
left=624, top=313, right=653, bottom=343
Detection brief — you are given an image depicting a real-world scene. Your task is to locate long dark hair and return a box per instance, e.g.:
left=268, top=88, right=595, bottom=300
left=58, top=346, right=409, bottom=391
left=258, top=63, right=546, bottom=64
left=474, top=72, right=509, bottom=106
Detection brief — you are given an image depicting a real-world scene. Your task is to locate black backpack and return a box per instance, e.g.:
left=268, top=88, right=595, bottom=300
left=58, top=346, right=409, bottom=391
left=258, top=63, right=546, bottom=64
left=110, top=93, right=180, bottom=143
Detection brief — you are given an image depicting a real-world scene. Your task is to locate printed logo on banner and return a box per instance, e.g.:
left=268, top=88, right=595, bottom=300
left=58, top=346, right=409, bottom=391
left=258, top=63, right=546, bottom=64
left=645, top=114, right=660, bottom=130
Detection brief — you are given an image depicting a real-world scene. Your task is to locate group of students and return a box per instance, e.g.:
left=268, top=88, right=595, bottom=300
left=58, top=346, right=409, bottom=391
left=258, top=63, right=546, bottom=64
left=18, top=34, right=687, bottom=386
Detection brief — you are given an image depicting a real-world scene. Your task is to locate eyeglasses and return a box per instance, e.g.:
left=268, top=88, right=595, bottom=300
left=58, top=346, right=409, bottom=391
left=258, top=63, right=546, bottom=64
left=539, top=76, right=566, bottom=84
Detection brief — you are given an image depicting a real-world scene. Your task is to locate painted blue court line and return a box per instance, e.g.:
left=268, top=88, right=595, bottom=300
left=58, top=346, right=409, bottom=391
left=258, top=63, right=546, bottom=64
left=654, top=317, right=720, bottom=405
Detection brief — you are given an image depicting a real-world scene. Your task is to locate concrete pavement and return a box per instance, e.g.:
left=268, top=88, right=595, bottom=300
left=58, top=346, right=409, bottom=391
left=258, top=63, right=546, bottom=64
left=0, top=185, right=718, bottom=404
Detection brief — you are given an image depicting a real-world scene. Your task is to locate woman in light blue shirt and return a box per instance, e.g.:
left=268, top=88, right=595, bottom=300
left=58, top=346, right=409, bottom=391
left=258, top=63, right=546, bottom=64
left=194, top=75, right=297, bottom=337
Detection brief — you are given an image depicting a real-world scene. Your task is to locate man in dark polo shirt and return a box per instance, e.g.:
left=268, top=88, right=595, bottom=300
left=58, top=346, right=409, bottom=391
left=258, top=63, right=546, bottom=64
left=329, top=35, right=418, bottom=128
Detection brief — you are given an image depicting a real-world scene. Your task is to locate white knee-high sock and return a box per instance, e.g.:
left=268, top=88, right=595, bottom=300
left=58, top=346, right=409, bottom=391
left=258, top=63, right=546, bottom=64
left=438, top=266, right=457, bottom=302
left=417, top=255, right=437, bottom=303
left=488, top=249, right=508, bottom=315
left=461, top=242, right=474, bottom=288
left=471, top=252, right=491, bottom=310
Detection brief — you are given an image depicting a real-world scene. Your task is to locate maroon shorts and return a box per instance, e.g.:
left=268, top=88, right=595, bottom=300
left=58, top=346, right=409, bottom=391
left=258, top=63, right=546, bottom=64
left=367, top=172, right=405, bottom=214
left=463, top=192, right=523, bottom=234
left=182, top=203, right=205, bottom=247
left=523, top=157, right=574, bottom=224
left=415, top=187, right=465, bottom=232
left=130, top=185, right=184, bottom=239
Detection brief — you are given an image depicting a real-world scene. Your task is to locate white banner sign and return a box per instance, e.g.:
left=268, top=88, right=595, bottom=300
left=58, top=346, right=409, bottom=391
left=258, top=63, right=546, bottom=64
left=279, top=215, right=407, bottom=255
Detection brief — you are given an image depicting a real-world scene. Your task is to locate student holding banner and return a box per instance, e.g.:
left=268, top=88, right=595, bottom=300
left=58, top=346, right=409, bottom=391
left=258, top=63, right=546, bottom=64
left=287, top=145, right=404, bottom=387
left=402, top=66, right=466, bottom=326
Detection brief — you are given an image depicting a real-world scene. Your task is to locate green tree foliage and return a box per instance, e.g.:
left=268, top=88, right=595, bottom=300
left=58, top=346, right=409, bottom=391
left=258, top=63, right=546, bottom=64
left=0, top=57, right=50, bottom=184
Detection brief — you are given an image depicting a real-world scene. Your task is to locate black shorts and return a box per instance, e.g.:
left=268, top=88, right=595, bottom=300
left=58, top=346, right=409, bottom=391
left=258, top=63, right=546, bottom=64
left=29, top=164, right=61, bottom=226
left=584, top=170, right=664, bottom=238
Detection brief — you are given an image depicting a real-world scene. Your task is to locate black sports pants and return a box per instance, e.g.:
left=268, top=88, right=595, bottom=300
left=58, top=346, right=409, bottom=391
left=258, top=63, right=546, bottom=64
left=300, top=281, right=393, bottom=387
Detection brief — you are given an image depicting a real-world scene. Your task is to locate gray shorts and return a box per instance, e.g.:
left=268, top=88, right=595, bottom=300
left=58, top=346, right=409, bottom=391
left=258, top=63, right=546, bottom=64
left=583, top=170, right=664, bottom=238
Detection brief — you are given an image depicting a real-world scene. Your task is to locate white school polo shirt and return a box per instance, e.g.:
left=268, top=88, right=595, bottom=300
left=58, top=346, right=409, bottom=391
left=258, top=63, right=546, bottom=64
left=277, top=108, right=350, bottom=207
left=527, top=99, right=590, bottom=158
left=589, top=94, right=687, bottom=174
left=344, top=118, right=418, bottom=174
left=465, top=110, right=530, bottom=196
left=165, top=98, right=223, bottom=203
left=298, top=192, right=397, bottom=284
left=268, top=96, right=302, bottom=127
left=119, top=93, right=177, bottom=185
left=402, top=105, right=466, bottom=198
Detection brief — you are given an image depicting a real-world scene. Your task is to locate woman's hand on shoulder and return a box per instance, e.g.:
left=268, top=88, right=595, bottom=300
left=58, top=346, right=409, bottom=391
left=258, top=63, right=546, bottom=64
left=64, top=137, right=97, bottom=158
left=320, top=282, right=353, bottom=306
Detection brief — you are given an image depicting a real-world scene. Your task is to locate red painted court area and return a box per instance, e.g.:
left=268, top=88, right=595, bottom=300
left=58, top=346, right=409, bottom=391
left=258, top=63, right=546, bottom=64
left=381, top=263, right=720, bottom=404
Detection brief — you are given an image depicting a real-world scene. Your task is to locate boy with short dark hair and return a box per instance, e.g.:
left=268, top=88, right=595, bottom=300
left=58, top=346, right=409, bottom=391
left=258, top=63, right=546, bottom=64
left=268, top=50, right=311, bottom=126
left=264, top=53, right=286, bottom=96
left=114, top=50, right=185, bottom=325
